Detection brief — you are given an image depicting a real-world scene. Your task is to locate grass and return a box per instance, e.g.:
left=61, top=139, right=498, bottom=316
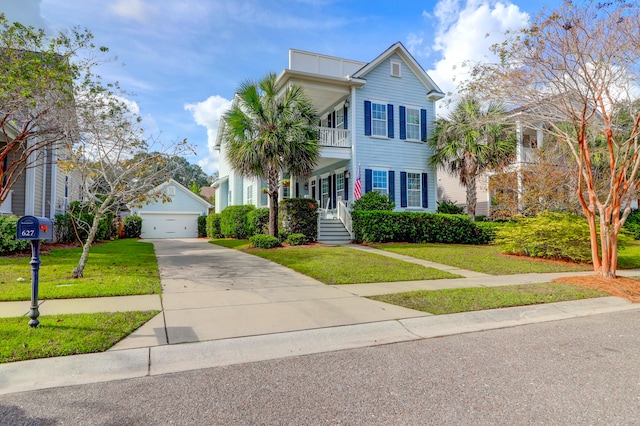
left=0, top=239, right=161, bottom=301
left=371, top=243, right=594, bottom=275
left=210, top=238, right=251, bottom=250
left=617, top=241, right=640, bottom=269
left=0, top=311, right=159, bottom=363
left=369, top=283, right=608, bottom=315
left=247, top=246, right=461, bottom=284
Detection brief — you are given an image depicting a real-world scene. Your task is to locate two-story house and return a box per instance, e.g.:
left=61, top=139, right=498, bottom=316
left=213, top=42, right=444, bottom=243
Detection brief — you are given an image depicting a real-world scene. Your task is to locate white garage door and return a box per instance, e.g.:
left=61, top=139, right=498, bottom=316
left=140, top=213, right=199, bottom=238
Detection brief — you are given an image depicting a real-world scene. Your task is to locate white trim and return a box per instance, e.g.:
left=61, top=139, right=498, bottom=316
left=390, top=60, right=402, bottom=78
left=139, top=211, right=204, bottom=215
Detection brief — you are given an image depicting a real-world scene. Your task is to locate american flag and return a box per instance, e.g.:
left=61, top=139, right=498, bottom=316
left=354, top=167, right=362, bottom=200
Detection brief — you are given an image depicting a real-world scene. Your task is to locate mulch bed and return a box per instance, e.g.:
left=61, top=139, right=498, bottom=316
left=553, top=275, right=640, bottom=303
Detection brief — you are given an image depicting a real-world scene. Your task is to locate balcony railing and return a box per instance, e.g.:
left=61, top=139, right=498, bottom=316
left=319, top=127, right=350, bottom=148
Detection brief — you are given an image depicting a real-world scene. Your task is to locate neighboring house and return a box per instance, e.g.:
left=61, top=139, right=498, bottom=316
left=213, top=42, right=444, bottom=241
left=199, top=186, right=215, bottom=204
left=0, top=122, right=82, bottom=220
left=129, top=178, right=212, bottom=239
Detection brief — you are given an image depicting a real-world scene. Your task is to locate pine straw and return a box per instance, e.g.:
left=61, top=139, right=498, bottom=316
left=552, top=275, right=640, bottom=303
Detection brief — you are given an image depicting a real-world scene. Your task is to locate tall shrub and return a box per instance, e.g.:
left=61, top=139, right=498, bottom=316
left=0, top=216, right=30, bottom=255
left=248, top=208, right=269, bottom=236
left=206, top=213, right=222, bottom=238
left=123, top=215, right=143, bottom=238
left=220, top=205, right=255, bottom=239
left=197, top=215, right=207, bottom=237
left=279, top=198, right=318, bottom=242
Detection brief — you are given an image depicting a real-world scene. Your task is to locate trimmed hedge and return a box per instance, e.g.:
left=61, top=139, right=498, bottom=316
left=351, top=191, right=395, bottom=212
left=123, top=215, right=143, bottom=238
left=279, top=198, right=318, bottom=242
left=248, top=208, right=269, bottom=236
left=206, top=213, right=222, bottom=238
left=0, top=216, right=30, bottom=255
left=197, top=215, right=207, bottom=237
left=249, top=234, right=281, bottom=249
left=220, top=205, right=254, bottom=239
left=352, top=211, right=493, bottom=244
left=286, top=233, right=308, bottom=246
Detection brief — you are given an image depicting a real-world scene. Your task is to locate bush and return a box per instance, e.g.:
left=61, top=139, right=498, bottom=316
left=220, top=205, right=255, bottom=239
left=623, top=209, right=640, bottom=239
left=493, top=211, right=629, bottom=263
left=197, top=215, right=207, bottom=237
left=351, top=191, right=395, bottom=212
left=286, top=233, right=308, bottom=246
left=206, top=213, right=222, bottom=238
left=54, top=213, right=75, bottom=243
left=279, top=198, right=318, bottom=242
left=249, top=234, right=281, bottom=249
left=351, top=211, right=492, bottom=244
left=123, top=215, right=143, bottom=238
left=0, top=216, right=30, bottom=255
left=66, top=202, right=116, bottom=242
left=436, top=200, right=465, bottom=215
left=248, top=208, right=269, bottom=236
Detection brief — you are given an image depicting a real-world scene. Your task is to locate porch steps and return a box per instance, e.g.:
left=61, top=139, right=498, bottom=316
left=318, top=219, right=351, bottom=245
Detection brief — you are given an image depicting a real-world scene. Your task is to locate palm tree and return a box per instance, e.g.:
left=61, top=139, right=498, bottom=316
left=222, top=72, right=319, bottom=237
left=428, top=97, right=515, bottom=220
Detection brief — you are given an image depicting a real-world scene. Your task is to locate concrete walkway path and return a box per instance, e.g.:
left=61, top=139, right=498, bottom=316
left=1, top=238, right=640, bottom=395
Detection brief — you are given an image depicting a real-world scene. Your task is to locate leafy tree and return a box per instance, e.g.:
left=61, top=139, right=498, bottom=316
left=467, top=0, right=640, bottom=278
left=0, top=14, right=109, bottom=205
left=222, top=72, right=319, bottom=237
left=61, top=85, right=190, bottom=278
left=428, top=97, right=516, bottom=220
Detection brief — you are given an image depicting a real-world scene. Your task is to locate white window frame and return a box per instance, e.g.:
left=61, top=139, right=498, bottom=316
left=406, top=107, right=421, bottom=141
left=390, top=60, right=402, bottom=78
left=406, top=172, right=421, bottom=208
left=321, top=176, right=330, bottom=208
left=167, top=186, right=176, bottom=196
left=335, top=172, right=345, bottom=201
left=335, top=107, right=345, bottom=129
left=371, top=102, right=387, bottom=138
left=372, top=169, right=388, bottom=196
left=246, top=184, right=255, bottom=206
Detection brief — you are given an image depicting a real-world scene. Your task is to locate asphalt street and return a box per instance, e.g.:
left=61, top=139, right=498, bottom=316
left=2, top=309, right=639, bottom=425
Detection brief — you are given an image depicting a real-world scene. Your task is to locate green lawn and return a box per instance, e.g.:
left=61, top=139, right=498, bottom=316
left=210, top=238, right=251, bottom=250
left=369, top=283, right=608, bottom=315
left=0, top=239, right=161, bottom=301
left=0, top=311, right=159, bottom=363
left=371, top=243, right=595, bottom=275
left=248, top=245, right=462, bottom=284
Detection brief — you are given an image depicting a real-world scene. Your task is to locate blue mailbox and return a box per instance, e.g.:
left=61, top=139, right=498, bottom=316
left=16, top=216, right=53, bottom=241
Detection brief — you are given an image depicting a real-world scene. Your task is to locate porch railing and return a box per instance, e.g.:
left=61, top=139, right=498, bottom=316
left=336, top=199, right=353, bottom=239
left=319, top=127, right=350, bottom=148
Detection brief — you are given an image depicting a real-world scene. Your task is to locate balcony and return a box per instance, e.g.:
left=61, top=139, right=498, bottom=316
left=319, top=127, right=350, bottom=148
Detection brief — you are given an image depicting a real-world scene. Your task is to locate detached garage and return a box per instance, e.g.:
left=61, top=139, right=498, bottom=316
left=129, top=179, right=212, bottom=239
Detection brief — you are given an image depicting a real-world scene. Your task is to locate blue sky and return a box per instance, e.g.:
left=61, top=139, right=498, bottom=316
left=1, top=0, right=556, bottom=176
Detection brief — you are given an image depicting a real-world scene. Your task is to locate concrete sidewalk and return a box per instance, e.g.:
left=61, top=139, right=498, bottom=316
left=1, top=238, right=640, bottom=395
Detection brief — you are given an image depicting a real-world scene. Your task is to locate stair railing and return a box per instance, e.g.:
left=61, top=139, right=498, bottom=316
left=336, top=199, right=353, bottom=239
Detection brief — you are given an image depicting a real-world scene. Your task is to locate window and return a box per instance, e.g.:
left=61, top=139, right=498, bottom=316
left=406, top=108, right=420, bottom=140
left=372, top=170, right=388, bottom=195
left=372, top=103, right=387, bottom=137
left=336, top=172, right=345, bottom=200
left=390, top=61, right=401, bottom=77
left=407, top=172, right=421, bottom=207
left=167, top=186, right=176, bottom=196
left=321, top=177, right=330, bottom=208
left=247, top=184, right=254, bottom=206
left=335, top=108, right=345, bottom=129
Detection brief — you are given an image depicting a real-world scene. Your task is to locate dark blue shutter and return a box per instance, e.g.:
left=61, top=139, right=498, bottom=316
left=400, top=172, right=407, bottom=207
left=343, top=105, right=348, bottom=129
left=344, top=175, right=349, bottom=201
left=327, top=113, right=333, bottom=128
left=387, top=104, right=394, bottom=138
left=388, top=170, right=395, bottom=202
left=332, top=111, right=336, bottom=128
left=364, top=101, right=371, bottom=136
left=399, top=106, right=406, bottom=140
left=420, top=109, right=427, bottom=141
left=332, top=174, right=337, bottom=208
left=422, top=173, right=429, bottom=208
left=365, top=168, right=372, bottom=193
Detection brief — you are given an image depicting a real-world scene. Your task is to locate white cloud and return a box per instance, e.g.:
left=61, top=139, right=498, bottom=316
left=425, top=0, right=529, bottom=114
left=108, top=0, right=157, bottom=24
left=184, top=95, right=233, bottom=174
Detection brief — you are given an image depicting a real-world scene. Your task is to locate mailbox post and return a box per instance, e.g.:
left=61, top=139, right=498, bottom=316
left=16, top=216, right=53, bottom=327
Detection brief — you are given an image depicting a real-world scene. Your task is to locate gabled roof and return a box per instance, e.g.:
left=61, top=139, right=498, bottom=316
left=147, top=178, right=213, bottom=209
left=352, top=42, right=445, bottom=100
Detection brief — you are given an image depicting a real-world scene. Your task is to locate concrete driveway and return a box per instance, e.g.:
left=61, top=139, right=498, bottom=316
left=111, top=238, right=426, bottom=349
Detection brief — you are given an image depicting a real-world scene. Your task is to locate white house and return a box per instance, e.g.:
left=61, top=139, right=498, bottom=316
left=129, top=178, right=212, bottom=239
left=213, top=42, right=445, bottom=243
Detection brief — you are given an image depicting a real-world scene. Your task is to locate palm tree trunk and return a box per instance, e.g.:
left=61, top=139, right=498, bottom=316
left=464, top=156, right=479, bottom=221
